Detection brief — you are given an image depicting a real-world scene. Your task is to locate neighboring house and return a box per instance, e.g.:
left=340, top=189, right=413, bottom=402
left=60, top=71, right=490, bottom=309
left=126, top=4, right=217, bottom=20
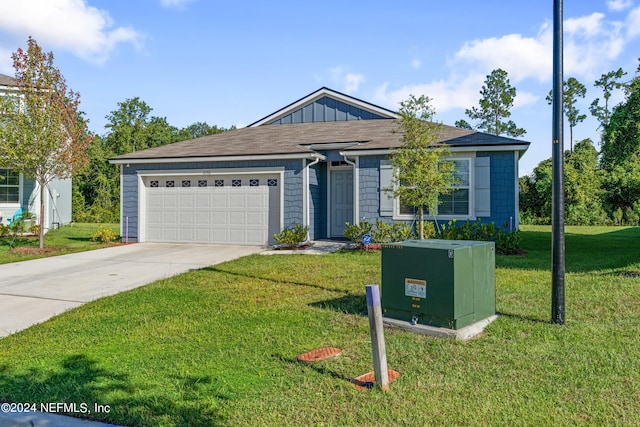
left=110, top=87, right=530, bottom=245
left=0, top=73, right=72, bottom=228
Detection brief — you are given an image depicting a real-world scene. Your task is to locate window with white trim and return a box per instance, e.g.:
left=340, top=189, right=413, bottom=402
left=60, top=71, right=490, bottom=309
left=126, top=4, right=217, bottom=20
left=0, top=168, right=19, bottom=203
left=394, top=158, right=472, bottom=219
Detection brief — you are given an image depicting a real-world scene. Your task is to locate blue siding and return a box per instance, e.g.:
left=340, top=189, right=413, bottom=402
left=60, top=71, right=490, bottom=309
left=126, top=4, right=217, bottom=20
left=121, top=159, right=303, bottom=241
left=478, top=151, right=517, bottom=229
left=269, top=96, right=387, bottom=124
left=359, top=155, right=388, bottom=223
left=358, top=153, right=518, bottom=231
left=308, top=162, right=327, bottom=240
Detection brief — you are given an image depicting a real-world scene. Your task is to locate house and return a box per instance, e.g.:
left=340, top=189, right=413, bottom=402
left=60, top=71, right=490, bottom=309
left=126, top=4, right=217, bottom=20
left=0, top=73, right=72, bottom=228
left=110, top=87, right=530, bottom=245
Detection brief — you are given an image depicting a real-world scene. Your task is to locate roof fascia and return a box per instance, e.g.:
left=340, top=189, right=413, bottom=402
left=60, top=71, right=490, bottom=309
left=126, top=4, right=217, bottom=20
left=109, top=152, right=326, bottom=165
left=248, top=87, right=398, bottom=127
left=341, top=144, right=530, bottom=157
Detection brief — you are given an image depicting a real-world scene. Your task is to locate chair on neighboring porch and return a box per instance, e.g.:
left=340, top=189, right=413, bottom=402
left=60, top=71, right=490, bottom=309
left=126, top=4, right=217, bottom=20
left=7, top=207, right=24, bottom=226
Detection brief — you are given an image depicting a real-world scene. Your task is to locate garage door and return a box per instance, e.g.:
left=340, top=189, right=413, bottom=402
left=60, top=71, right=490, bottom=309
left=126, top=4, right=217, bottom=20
left=144, top=174, right=280, bottom=245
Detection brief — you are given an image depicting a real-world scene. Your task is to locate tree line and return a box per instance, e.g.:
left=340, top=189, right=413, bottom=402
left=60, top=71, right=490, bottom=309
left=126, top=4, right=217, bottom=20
left=520, top=62, right=640, bottom=225
left=73, top=98, right=233, bottom=223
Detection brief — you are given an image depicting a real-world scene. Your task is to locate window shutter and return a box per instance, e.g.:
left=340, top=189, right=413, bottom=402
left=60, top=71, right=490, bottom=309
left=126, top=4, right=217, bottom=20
left=380, top=161, right=394, bottom=217
left=474, top=156, right=491, bottom=217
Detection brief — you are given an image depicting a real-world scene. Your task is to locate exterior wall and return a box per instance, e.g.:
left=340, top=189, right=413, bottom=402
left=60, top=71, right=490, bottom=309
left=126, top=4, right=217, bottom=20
left=359, top=155, right=388, bottom=224
left=357, top=152, right=519, bottom=232
left=308, top=162, right=326, bottom=240
left=477, top=151, right=517, bottom=230
left=269, top=96, right=387, bottom=124
left=121, top=159, right=303, bottom=241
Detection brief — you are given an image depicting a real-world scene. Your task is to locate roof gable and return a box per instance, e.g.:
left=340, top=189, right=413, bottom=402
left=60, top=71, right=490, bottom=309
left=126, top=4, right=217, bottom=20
left=248, top=87, right=398, bottom=127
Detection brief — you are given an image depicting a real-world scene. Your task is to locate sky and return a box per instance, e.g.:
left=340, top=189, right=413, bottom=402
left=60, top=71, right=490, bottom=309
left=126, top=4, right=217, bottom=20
left=1, top=0, right=639, bottom=176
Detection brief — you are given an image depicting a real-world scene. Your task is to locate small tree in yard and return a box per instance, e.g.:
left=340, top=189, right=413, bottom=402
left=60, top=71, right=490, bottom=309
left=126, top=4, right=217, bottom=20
left=0, top=37, right=91, bottom=249
left=387, top=95, right=457, bottom=239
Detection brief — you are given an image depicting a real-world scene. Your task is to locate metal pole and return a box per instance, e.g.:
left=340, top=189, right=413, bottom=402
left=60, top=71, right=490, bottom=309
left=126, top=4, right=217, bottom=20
left=551, top=0, right=565, bottom=324
left=365, top=285, right=389, bottom=391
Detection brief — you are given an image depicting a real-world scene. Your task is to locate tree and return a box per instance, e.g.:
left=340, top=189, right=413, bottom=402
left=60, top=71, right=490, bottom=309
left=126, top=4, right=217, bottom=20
left=590, top=68, right=627, bottom=143
left=177, top=121, right=229, bottom=140
left=387, top=94, right=457, bottom=239
left=0, top=37, right=91, bottom=248
left=600, top=70, right=640, bottom=170
left=465, top=68, right=526, bottom=137
left=454, top=119, right=473, bottom=130
left=546, top=77, right=587, bottom=150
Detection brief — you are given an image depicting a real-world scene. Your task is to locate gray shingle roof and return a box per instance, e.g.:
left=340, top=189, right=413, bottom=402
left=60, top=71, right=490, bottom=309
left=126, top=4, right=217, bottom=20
left=111, top=119, right=530, bottom=162
left=0, top=73, right=17, bottom=86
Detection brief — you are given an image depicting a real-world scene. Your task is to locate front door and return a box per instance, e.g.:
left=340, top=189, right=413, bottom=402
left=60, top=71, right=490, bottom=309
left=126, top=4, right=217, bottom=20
left=330, top=169, right=353, bottom=237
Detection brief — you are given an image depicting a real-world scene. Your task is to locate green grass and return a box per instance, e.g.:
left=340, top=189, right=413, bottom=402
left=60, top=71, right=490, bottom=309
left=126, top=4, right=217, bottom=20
left=1, top=226, right=639, bottom=426
left=0, top=223, right=120, bottom=264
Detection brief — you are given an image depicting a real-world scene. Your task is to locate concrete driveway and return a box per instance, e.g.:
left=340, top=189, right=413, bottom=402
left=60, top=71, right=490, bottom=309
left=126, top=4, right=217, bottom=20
left=0, top=243, right=264, bottom=338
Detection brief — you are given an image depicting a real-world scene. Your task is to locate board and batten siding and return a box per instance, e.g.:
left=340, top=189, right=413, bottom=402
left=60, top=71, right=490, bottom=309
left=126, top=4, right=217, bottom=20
left=269, top=96, right=388, bottom=125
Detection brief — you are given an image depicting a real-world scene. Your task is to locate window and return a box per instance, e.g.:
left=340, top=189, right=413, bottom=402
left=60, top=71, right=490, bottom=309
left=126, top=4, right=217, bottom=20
left=0, top=168, right=19, bottom=203
left=394, top=158, right=471, bottom=219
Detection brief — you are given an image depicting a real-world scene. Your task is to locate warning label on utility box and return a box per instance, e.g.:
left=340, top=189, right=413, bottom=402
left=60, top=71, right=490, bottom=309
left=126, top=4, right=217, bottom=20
left=405, top=278, right=427, bottom=299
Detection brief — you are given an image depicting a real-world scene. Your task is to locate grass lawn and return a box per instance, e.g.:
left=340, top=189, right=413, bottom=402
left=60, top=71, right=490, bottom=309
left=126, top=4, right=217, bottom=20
left=0, top=223, right=120, bottom=264
left=0, top=226, right=639, bottom=426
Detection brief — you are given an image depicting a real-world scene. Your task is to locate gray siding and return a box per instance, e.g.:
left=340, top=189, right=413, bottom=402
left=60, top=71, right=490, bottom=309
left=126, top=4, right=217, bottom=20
left=269, top=96, right=387, bottom=124
left=121, top=159, right=303, bottom=242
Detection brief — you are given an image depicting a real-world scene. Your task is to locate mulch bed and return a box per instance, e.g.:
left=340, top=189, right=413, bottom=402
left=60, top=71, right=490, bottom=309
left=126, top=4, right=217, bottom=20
left=7, top=247, right=59, bottom=256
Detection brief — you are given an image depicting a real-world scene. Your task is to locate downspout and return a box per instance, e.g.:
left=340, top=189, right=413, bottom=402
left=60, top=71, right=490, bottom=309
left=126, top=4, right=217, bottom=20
left=305, top=156, right=321, bottom=242
left=340, top=152, right=359, bottom=225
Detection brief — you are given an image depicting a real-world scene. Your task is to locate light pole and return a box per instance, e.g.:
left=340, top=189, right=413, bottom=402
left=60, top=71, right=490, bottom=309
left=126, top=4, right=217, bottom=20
left=551, top=0, right=566, bottom=324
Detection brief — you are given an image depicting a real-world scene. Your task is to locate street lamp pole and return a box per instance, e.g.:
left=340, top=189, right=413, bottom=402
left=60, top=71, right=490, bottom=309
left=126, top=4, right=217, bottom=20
left=551, top=0, right=566, bottom=324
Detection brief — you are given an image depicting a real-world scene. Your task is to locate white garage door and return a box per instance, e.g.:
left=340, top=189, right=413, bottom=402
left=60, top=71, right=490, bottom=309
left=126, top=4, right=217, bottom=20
left=144, top=174, right=280, bottom=245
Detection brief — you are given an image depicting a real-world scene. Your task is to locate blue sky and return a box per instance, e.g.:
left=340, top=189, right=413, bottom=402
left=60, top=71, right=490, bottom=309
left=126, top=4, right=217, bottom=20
left=1, top=0, right=639, bottom=175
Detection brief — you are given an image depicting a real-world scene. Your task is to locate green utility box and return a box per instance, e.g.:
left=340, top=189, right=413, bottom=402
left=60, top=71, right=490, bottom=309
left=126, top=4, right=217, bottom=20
left=381, top=240, right=495, bottom=330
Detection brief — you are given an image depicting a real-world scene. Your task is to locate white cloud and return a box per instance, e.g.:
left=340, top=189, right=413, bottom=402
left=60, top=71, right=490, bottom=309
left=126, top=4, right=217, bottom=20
left=454, top=32, right=551, bottom=83
left=607, top=0, right=634, bottom=11
left=373, top=8, right=634, bottom=116
left=160, top=0, right=196, bottom=10
left=329, top=66, right=365, bottom=94
left=627, top=7, right=640, bottom=38
left=0, top=0, right=144, bottom=65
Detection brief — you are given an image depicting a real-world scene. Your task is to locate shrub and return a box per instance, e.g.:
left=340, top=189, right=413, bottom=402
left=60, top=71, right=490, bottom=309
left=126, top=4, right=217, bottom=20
left=343, top=221, right=374, bottom=245
left=92, top=225, right=118, bottom=243
left=29, top=224, right=41, bottom=236
left=0, top=223, right=9, bottom=237
left=437, top=219, right=522, bottom=255
left=344, top=219, right=416, bottom=246
left=273, top=224, right=308, bottom=247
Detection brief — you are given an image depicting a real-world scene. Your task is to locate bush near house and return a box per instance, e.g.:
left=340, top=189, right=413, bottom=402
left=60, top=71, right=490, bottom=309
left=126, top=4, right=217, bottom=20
left=344, top=219, right=521, bottom=254
left=273, top=224, right=308, bottom=247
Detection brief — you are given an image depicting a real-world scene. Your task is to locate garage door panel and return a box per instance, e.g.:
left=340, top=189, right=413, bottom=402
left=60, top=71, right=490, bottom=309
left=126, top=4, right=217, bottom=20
left=164, top=195, right=178, bottom=207
left=145, top=174, right=279, bottom=245
left=246, top=211, right=266, bottom=226
left=196, top=194, right=210, bottom=208
left=180, top=194, right=195, bottom=208
left=229, top=211, right=246, bottom=225
left=195, top=211, right=210, bottom=225
left=229, top=194, right=245, bottom=208
left=213, top=194, right=228, bottom=207
left=163, top=211, right=178, bottom=224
